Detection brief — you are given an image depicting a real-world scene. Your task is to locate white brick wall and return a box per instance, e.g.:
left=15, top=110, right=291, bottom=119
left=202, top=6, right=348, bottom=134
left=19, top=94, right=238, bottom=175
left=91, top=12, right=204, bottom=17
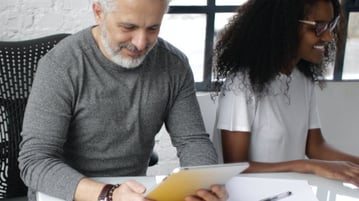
left=0, top=0, right=94, bottom=41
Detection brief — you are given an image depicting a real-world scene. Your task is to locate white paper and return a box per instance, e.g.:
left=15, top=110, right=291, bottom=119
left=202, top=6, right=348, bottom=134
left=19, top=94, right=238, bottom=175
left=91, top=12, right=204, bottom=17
left=226, top=176, right=319, bottom=201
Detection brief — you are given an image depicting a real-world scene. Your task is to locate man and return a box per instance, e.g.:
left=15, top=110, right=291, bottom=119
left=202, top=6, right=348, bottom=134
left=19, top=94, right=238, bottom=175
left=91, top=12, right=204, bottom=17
left=18, top=0, right=228, bottom=200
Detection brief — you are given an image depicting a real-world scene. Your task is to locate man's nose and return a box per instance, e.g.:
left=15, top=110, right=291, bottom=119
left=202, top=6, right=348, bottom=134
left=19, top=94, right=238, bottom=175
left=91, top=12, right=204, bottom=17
left=132, top=30, right=148, bottom=51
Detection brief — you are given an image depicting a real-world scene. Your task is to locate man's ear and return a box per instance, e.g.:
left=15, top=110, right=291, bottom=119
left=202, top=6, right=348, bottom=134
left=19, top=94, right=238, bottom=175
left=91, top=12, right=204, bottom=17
left=93, top=2, right=105, bottom=24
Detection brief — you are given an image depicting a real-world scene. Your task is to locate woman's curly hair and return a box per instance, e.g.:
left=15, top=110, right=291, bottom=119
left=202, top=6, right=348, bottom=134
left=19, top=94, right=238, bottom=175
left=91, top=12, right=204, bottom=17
left=214, top=0, right=346, bottom=95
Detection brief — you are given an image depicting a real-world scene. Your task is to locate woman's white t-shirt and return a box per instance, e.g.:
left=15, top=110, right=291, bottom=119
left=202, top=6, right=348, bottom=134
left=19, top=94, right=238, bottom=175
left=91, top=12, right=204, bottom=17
left=216, top=68, right=321, bottom=162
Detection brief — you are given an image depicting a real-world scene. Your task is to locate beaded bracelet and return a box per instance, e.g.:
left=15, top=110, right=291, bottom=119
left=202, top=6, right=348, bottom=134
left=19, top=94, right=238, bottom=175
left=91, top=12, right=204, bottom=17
left=107, top=184, right=121, bottom=201
left=98, top=184, right=114, bottom=201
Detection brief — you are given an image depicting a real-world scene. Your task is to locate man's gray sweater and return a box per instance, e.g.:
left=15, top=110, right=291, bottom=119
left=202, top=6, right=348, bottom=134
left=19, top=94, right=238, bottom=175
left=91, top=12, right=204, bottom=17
left=18, top=27, right=217, bottom=201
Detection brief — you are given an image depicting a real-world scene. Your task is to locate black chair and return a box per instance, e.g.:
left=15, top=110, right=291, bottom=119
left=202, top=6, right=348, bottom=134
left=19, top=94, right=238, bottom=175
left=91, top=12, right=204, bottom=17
left=0, top=33, right=70, bottom=199
left=149, top=151, right=159, bottom=167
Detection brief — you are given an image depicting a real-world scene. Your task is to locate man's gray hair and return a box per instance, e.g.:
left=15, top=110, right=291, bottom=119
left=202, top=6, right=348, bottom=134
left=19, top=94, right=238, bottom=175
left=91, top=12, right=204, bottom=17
left=94, top=0, right=171, bottom=13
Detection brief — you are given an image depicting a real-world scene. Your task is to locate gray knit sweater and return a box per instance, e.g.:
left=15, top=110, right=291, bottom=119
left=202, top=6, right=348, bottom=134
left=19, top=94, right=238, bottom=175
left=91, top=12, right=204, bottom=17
left=18, top=27, right=217, bottom=201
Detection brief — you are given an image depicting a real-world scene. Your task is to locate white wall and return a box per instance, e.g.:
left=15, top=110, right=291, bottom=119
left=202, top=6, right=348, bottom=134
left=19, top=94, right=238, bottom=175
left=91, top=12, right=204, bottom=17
left=316, top=82, right=359, bottom=156
left=0, top=0, right=94, bottom=41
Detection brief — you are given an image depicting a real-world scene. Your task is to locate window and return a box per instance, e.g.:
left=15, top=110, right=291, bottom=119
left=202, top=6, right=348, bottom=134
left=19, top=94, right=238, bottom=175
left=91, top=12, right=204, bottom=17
left=340, top=1, right=359, bottom=80
left=159, top=0, right=358, bottom=91
left=159, top=0, right=239, bottom=91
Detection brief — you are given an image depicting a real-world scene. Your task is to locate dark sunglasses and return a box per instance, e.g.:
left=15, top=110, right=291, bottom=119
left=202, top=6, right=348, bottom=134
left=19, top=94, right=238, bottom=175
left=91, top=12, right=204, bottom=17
left=298, top=16, right=339, bottom=36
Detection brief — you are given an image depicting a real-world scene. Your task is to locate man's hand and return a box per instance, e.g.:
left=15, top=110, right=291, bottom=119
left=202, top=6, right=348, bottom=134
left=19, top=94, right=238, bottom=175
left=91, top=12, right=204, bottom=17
left=184, top=184, right=228, bottom=201
left=112, top=180, right=151, bottom=201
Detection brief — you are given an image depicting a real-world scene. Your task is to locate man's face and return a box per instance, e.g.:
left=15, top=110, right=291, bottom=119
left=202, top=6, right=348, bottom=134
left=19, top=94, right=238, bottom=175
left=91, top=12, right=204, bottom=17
left=94, top=0, right=167, bottom=68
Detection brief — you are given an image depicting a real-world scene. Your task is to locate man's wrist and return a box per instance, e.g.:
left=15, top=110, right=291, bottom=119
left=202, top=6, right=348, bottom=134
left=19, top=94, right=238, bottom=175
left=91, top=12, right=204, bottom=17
left=98, top=184, right=114, bottom=201
left=107, top=184, right=121, bottom=201
left=98, top=184, right=120, bottom=201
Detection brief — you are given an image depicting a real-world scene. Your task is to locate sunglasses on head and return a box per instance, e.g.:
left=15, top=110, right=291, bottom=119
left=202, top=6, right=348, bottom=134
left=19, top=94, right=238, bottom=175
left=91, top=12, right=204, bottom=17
left=298, top=16, right=340, bottom=36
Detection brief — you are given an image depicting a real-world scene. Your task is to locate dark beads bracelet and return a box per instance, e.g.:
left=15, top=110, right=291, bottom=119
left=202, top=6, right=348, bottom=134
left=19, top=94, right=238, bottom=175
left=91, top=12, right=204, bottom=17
left=107, top=184, right=121, bottom=201
left=98, top=184, right=121, bottom=201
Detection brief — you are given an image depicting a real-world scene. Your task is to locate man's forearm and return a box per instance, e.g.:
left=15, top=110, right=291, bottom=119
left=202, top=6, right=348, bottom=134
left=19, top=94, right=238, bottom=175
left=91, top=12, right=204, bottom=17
left=74, top=178, right=106, bottom=201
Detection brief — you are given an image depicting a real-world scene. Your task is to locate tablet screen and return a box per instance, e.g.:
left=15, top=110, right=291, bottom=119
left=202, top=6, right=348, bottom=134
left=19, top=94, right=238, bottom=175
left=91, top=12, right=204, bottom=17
left=145, top=162, right=249, bottom=201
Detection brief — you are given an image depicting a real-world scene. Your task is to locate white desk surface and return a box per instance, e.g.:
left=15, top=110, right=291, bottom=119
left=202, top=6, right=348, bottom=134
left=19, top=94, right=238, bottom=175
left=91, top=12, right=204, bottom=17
left=37, top=172, right=359, bottom=201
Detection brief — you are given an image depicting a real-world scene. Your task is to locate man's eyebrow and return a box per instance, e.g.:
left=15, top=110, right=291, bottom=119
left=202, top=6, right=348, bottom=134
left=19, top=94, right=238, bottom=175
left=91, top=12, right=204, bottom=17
left=148, top=24, right=161, bottom=28
left=117, top=22, right=161, bottom=28
left=117, top=22, right=137, bottom=27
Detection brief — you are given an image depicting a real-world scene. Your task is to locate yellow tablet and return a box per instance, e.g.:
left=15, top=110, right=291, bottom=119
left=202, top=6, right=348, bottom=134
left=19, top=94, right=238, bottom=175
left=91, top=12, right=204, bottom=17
left=145, top=162, right=249, bottom=201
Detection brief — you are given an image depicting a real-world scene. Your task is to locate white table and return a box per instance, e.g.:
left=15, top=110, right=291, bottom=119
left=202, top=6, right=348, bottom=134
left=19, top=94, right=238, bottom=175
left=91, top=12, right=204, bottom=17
left=237, top=173, right=359, bottom=201
left=37, top=173, right=359, bottom=201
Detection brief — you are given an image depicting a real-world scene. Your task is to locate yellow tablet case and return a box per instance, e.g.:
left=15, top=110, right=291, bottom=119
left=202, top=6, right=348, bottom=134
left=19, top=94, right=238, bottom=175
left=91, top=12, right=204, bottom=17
left=146, top=162, right=249, bottom=201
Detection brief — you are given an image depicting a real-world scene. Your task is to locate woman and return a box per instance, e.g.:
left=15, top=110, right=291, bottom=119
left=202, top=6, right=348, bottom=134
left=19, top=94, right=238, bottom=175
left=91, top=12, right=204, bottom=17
left=214, top=0, right=359, bottom=186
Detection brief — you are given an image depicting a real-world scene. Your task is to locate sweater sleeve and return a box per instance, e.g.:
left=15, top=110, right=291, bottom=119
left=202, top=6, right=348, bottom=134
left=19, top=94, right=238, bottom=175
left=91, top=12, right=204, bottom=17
left=164, top=59, right=218, bottom=167
left=18, top=55, right=84, bottom=201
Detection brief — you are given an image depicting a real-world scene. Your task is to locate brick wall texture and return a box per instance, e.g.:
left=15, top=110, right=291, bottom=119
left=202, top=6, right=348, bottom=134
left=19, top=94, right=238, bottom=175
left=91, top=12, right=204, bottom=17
left=0, top=0, right=94, bottom=41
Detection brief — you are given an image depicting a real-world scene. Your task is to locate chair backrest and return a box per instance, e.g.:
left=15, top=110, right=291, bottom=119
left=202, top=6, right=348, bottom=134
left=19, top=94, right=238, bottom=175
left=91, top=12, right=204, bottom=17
left=0, top=33, right=70, bottom=199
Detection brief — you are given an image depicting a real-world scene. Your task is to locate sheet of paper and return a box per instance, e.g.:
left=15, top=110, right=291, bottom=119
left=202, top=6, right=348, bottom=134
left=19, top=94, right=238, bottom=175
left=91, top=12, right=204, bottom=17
left=226, top=176, right=319, bottom=201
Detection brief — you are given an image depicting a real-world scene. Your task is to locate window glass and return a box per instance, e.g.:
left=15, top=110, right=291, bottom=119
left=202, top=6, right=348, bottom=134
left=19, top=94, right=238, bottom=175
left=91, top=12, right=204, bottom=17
left=214, top=13, right=235, bottom=36
left=159, top=14, right=206, bottom=82
left=342, top=12, right=359, bottom=79
left=216, top=0, right=247, bottom=5
left=211, top=13, right=236, bottom=81
left=169, top=0, right=206, bottom=6
left=324, top=63, right=334, bottom=80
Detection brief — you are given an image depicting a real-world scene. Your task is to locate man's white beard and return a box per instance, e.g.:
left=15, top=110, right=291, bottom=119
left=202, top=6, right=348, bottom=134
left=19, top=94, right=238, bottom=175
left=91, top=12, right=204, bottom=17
left=100, top=26, right=156, bottom=69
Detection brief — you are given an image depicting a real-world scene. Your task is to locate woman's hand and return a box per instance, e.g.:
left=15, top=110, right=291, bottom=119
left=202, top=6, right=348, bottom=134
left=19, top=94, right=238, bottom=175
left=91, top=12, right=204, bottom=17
left=184, top=184, right=228, bottom=201
left=309, top=159, right=359, bottom=187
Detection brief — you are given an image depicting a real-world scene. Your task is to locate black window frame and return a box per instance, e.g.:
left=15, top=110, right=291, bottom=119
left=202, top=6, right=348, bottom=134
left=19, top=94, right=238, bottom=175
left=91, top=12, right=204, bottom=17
left=168, top=0, right=358, bottom=91
left=168, top=0, right=237, bottom=91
